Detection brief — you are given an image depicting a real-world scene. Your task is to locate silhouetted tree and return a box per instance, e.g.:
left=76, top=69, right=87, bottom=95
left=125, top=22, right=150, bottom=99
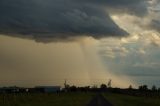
left=152, top=85, right=157, bottom=91
left=139, top=85, right=148, bottom=91
left=92, top=85, right=97, bottom=89
left=100, top=84, right=107, bottom=90
left=91, top=85, right=98, bottom=92
left=69, top=85, right=77, bottom=92
left=128, top=85, right=133, bottom=90
left=79, top=86, right=90, bottom=92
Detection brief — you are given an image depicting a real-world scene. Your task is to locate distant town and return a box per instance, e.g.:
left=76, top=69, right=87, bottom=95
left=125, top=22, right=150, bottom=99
left=0, top=83, right=160, bottom=98
left=0, top=82, right=160, bottom=106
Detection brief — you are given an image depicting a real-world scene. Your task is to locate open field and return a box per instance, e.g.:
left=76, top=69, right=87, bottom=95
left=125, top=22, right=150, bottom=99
left=0, top=92, right=94, bottom=106
left=0, top=92, right=160, bottom=106
left=104, top=93, right=160, bottom=106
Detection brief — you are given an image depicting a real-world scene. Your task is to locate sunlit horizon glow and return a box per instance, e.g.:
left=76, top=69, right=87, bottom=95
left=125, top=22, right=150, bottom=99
left=0, top=35, right=135, bottom=88
left=1, top=31, right=160, bottom=88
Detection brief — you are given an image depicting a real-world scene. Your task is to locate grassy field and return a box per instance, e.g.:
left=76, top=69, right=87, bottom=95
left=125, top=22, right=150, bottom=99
left=0, top=92, right=160, bottom=106
left=0, top=92, right=94, bottom=106
left=103, top=93, right=160, bottom=106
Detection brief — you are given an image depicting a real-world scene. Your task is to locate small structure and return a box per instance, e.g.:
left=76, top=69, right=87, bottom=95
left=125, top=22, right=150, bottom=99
left=35, top=86, right=61, bottom=93
left=0, top=86, right=20, bottom=93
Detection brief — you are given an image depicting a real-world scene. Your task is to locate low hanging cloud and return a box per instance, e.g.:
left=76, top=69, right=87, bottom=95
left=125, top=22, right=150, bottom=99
left=0, top=0, right=152, bottom=41
left=0, top=0, right=154, bottom=40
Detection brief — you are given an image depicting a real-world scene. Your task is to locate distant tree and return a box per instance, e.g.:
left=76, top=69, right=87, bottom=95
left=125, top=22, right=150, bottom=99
left=152, top=85, right=157, bottom=91
left=139, top=85, right=148, bottom=91
left=70, top=85, right=77, bottom=92
left=92, top=85, right=98, bottom=89
left=91, top=85, right=99, bottom=92
left=100, top=84, right=107, bottom=89
left=128, top=85, right=133, bottom=90
left=64, top=80, right=70, bottom=92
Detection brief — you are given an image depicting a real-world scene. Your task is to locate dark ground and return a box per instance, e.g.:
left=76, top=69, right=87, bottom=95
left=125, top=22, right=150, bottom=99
left=87, top=94, right=113, bottom=106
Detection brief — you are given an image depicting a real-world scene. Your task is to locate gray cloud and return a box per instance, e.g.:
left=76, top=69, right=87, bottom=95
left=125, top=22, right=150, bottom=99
left=79, top=0, right=149, bottom=16
left=0, top=0, right=149, bottom=41
left=150, top=20, right=160, bottom=32
left=1, top=0, right=148, bottom=41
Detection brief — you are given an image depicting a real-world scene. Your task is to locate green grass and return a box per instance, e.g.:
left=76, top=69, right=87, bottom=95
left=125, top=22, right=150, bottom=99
left=0, top=92, right=94, bottom=106
left=103, top=93, right=160, bottom=106
left=0, top=92, right=160, bottom=106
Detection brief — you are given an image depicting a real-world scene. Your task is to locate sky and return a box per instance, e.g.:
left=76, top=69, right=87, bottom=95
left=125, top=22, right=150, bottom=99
left=0, top=0, right=160, bottom=88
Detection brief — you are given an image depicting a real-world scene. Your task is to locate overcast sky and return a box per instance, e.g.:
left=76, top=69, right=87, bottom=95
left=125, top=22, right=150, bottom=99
left=0, top=0, right=160, bottom=88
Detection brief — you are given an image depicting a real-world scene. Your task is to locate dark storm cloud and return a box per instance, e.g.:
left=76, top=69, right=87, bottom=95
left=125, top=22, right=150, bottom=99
left=0, top=0, right=149, bottom=40
left=79, top=0, right=149, bottom=16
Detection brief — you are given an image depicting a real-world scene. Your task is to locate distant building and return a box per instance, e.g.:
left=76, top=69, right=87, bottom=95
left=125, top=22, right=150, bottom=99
left=0, top=86, right=21, bottom=93
left=35, top=86, right=61, bottom=93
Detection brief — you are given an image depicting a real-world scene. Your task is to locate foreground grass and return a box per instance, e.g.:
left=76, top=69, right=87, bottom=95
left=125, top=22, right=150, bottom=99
left=0, top=92, right=94, bottom=106
left=104, top=93, right=160, bottom=106
left=0, top=92, right=160, bottom=106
